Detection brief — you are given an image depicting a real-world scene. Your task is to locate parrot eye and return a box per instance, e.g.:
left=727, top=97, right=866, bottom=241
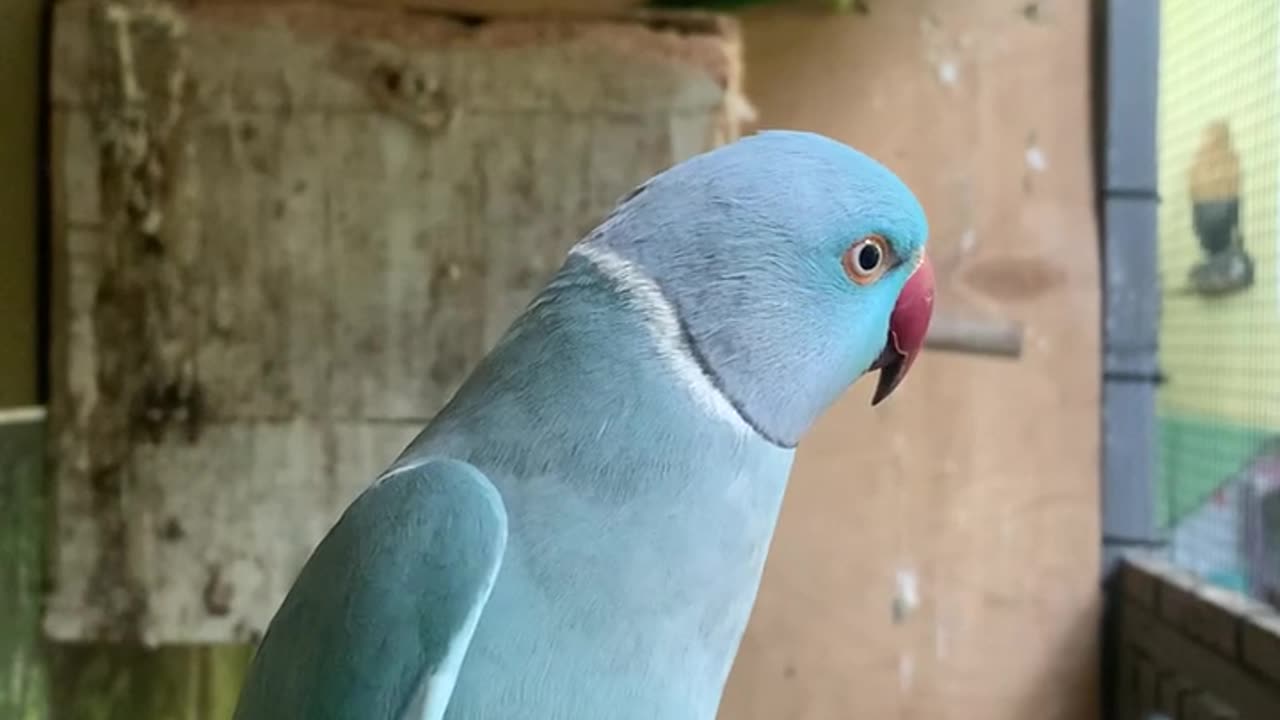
left=843, top=235, right=894, bottom=285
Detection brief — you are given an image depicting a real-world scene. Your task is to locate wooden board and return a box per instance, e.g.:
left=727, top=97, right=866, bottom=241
left=0, top=0, right=42, bottom=408
left=183, top=0, right=647, bottom=15
left=719, top=3, right=1101, bottom=720
left=2, top=405, right=253, bottom=720
left=46, top=0, right=743, bottom=645
left=0, top=409, right=49, bottom=720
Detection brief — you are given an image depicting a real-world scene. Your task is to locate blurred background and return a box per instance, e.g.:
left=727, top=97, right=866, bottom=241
left=0, top=1, right=1276, bottom=719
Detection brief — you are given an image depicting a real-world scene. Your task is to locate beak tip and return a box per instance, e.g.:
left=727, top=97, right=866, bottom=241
left=869, top=352, right=906, bottom=406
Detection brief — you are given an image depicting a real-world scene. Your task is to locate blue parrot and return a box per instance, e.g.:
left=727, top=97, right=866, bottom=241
left=232, top=129, right=934, bottom=720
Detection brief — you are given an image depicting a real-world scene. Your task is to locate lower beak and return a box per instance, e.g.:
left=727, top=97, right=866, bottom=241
left=869, top=343, right=908, bottom=406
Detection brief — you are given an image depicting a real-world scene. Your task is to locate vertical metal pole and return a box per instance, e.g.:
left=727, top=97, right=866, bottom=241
left=1098, top=3, right=1161, bottom=719
left=1100, top=0, right=1162, bottom=575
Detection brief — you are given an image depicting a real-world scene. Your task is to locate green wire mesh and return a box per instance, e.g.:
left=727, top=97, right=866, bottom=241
left=1156, top=0, right=1280, bottom=607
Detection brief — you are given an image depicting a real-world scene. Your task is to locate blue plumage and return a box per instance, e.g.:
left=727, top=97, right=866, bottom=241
left=233, top=130, right=930, bottom=720
left=593, top=130, right=928, bottom=445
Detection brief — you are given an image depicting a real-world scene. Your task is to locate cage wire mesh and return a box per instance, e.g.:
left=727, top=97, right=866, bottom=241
left=1156, top=0, right=1280, bottom=607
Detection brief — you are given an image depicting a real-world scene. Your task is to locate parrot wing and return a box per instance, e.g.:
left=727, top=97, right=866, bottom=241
left=233, top=457, right=509, bottom=720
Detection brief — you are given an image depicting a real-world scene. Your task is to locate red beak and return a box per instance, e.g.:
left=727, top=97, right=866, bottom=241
left=869, top=253, right=935, bottom=405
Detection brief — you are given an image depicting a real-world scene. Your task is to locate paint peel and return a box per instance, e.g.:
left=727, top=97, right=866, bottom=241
left=892, top=568, right=920, bottom=623
left=899, top=653, right=915, bottom=691
left=936, top=60, right=959, bottom=87
left=920, top=12, right=964, bottom=92
left=1025, top=144, right=1048, bottom=172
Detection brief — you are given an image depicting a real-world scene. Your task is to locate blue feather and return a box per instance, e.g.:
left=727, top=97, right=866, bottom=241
left=233, top=130, right=928, bottom=719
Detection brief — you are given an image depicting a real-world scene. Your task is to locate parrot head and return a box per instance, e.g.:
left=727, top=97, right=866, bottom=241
left=581, top=129, right=933, bottom=446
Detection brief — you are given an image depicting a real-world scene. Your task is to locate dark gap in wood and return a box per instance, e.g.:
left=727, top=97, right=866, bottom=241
left=35, top=0, right=53, bottom=406
left=395, top=5, right=728, bottom=38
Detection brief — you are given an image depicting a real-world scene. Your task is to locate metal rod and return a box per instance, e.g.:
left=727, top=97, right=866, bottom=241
left=924, top=312, right=1024, bottom=359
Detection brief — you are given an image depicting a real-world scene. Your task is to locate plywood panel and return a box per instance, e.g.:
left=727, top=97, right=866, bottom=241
left=720, top=3, right=1100, bottom=719
left=0, top=410, right=49, bottom=720
left=0, top=0, right=42, bottom=408
left=186, top=0, right=645, bottom=14
left=46, top=0, right=743, bottom=644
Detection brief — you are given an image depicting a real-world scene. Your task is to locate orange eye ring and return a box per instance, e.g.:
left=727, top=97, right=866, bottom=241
left=842, top=235, right=893, bottom=286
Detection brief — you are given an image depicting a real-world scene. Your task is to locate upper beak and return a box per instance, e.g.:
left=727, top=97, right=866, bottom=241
left=869, top=253, right=935, bottom=405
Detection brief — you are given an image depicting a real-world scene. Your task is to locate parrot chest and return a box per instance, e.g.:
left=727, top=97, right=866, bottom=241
left=404, top=266, right=799, bottom=717
left=446, top=436, right=793, bottom=719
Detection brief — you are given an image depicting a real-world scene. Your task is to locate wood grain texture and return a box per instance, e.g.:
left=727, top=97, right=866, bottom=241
left=719, top=3, right=1101, bottom=720
left=46, top=0, right=742, bottom=644
left=2, top=407, right=254, bottom=720
left=46, top=643, right=253, bottom=720
left=0, top=410, right=50, bottom=720
left=181, top=0, right=647, bottom=15
left=0, top=0, right=42, bottom=408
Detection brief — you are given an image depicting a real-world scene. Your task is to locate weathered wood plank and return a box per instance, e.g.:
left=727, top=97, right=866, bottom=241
left=0, top=2, right=46, bottom=711
left=186, top=0, right=647, bottom=16
left=0, top=0, right=42, bottom=409
left=0, top=409, right=50, bottom=720
left=47, top=643, right=254, bottom=720
left=49, top=2, right=740, bottom=115
left=1, top=407, right=282, bottom=720
left=47, top=0, right=742, bottom=644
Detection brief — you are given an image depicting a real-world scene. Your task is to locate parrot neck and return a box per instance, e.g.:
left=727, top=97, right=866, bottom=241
left=567, top=242, right=817, bottom=449
left=416, top=249, right=789, bottom=469
left=562, top=242, right=761, bottom=441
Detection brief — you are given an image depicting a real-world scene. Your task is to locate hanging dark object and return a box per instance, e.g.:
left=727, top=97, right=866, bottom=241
left=1188, top=121, right=1254, bottom=296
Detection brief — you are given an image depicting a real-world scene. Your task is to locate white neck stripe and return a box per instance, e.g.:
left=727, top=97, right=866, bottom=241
left=568, top=242, right=754, bottom=437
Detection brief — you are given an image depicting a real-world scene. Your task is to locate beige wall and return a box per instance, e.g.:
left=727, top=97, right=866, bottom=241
left=0, top=0, right=42, bottom=408
left=720, top=3, right=1101, bottom=719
